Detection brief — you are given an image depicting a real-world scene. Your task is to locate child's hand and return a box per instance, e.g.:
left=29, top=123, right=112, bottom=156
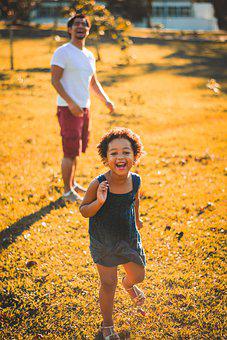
left=97, top=181, right=108, bottom=204
left=137, top=219, right=143, bottom=230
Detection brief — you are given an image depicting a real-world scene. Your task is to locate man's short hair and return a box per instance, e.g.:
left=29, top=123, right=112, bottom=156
left=67, top=14, right=91, bottom=29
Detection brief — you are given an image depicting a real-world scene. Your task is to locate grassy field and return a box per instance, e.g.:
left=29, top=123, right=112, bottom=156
left=0, top=36, right=226, bottom=339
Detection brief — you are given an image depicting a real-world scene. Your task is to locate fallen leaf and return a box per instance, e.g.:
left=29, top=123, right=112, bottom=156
left=26, top=261, right=37, bottom=268
left=176, top=231, right=184, bottom=241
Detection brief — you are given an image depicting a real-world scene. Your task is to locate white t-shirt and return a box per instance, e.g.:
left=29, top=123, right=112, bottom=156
left=51, top=42, right=96, bottom=108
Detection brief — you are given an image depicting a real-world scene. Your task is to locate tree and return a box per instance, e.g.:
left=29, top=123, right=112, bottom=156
left=0, top=0, right=40, bottom=24
left=104, top=0, right=154, bottom=28
left=212, top=0, right=227, bottom=30
left=63, top=1, right=132, bottom=61
left=146, top=0, right=152, bottom=28
left=1, top=1, right=32, bottom=70
left=0, top=1, right=42, bottom=70
left=104, top=0, right=147, bottom=22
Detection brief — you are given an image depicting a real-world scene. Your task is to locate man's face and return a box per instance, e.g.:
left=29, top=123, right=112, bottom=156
left=69, top=18, right=90, bottom=40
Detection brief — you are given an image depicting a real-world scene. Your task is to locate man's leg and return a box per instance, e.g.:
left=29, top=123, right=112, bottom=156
left=61, top=156, right=82, bottom=202
left=58, top=107, right=86, bottom=200
left=61, top=156, right=75, bottom=193
left=71, top=108, right=89, bottom=194
left=71, top=157, right=86, bottom=193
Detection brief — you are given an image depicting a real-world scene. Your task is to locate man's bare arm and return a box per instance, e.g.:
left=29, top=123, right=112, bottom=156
left=90, top=74, right=115, bottom=113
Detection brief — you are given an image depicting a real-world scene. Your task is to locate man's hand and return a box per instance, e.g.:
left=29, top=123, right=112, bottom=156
left=137, top=219, right=143, bottom=230
left=105, top=100, right=115, bottom=113
left=68, top=101, right=84, bottom=117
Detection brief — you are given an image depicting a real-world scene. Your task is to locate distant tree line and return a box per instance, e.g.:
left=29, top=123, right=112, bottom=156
left=0, top=0, right=227, bottom=30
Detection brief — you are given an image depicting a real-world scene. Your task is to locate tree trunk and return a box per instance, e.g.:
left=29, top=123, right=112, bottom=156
left=95, top=42, right=101, bottom=62
left=9, top=26, right=14, bottom=70
left=146, top=0, right=152, bottom=28
left=213, top=0, right=227, bottom=30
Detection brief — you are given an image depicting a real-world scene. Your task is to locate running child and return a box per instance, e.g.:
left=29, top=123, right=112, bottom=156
left=79, top=127, right=146, bottom=339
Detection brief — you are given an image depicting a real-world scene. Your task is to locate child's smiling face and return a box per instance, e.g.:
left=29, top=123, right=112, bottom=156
left=106, top=138, right=135, bottom=175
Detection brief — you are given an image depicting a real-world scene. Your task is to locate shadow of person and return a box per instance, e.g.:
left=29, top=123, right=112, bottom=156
left=0, top=197, right=66, bottom=252
left=16, top=68, right=50, bottom=73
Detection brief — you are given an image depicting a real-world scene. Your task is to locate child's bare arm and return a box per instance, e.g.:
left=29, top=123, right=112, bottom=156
left=135, top=190, right=143, bottom=230
left=79, top=180, right=108, bottom=218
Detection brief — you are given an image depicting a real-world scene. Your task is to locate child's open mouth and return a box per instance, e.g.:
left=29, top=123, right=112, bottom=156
left=116, top=162, right=126, bottom=170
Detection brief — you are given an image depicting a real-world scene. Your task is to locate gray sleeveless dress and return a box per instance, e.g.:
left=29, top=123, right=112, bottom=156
left=89, top=172, right=146, bottom=267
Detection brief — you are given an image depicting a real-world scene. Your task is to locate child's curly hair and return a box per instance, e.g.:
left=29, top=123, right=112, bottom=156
left=97, top=127, right=144, bottom=164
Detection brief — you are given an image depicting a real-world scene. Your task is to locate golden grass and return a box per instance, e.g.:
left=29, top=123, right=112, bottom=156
left=0, top=36, right=226, bottom=339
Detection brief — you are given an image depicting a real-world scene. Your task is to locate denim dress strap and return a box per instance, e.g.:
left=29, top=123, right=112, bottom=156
left=132, top=173, right=141, bottom=195
left=96, top=173, right=140, bottom=194
left=96, top=174, right=107, bottom=184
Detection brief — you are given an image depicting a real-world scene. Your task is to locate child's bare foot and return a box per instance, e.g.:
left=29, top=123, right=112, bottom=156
left=122, top=277, right=145, bottom=307
left=101, top=323, right=120, bottom=340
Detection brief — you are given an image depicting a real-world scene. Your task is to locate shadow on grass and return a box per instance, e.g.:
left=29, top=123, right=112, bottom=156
left=99, top=41, right=227, bottom=93
left=101, top=72, right=135, bottom=87
left=164, top=42, right=227, bottom=82
left=135, top=41, right=227, bottom=84
left=0, top=197, right=66, bottom=252
left=0, top=72, right=10, bottom=81
left=100, top=62, right=160, bottom=87
left=16, top=68, right=50, bottom=73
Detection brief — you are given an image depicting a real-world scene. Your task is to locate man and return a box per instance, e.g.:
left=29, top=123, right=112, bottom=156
left=51, top=14, right=114, bottom=202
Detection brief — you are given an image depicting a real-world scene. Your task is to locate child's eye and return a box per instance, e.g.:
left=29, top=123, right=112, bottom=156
left=123, top=152, right=130, bottom=155
left=110, top=152, right=117, bottom=156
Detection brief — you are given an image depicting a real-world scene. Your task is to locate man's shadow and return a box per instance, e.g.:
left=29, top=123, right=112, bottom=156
left=0, top=197, right=66, bottom=252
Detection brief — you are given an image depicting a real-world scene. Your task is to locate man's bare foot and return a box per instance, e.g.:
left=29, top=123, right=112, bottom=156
left=73, top=181, right=86, bottom=194
left=63, top=189, right=83, bottom=202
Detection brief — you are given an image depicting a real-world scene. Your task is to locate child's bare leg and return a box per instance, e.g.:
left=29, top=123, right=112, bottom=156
left=122, top=262, right=145, bottom=301
left=97, top=264, right=118, bottom=336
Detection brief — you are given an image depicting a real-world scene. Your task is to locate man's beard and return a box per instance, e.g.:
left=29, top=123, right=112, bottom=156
left=75, top=32, right=86, bottom=40
left=76, top=35, right=85, bottom=40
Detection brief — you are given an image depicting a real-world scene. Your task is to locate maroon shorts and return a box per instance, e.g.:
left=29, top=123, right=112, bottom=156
left=57, top=106, right=90, bottom=158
